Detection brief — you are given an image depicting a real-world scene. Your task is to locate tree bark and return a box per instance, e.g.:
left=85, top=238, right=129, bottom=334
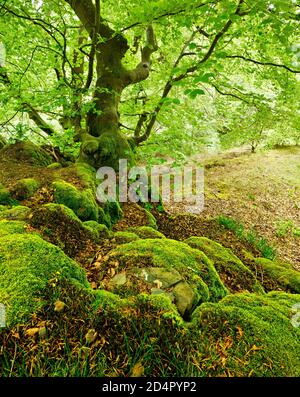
left=65, top=0, right=157, bottom=170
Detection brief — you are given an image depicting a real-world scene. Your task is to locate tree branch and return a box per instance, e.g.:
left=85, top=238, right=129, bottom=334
left=135, top=0, right=246, bottom=144
left=125, top=25, right=158, bottom=85
left=22, top=103, right=56, bottom=136
left=226, top=55, right=300, bottom=74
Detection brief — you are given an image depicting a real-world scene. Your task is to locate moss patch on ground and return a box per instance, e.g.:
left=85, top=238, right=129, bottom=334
left=127, top=226, right=165, bottom=239
left=11, top=178, right=40, bottom=200
left=254, top=258, right=300, bottom=293
left=191, top=292, right=300, bottom=376
left=185, top=237, right=263, bottom=294
left=0, top=206, right=31, bottom=221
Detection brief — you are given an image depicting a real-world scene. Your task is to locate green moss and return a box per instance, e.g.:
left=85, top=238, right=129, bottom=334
left=0, top=233, right=89, bottom=326
left=113, top=231, right=140, bottom=244
left=191, top=292, right=300, bottom=376
left=47, top=162, right=62, bottom=169
left=83, top=221, right=111, bottom=241
left=0, top=220, right=27, bottom=237
left=75, top=162, right=97, bottom=189
left=12, top=178, right=39, bottom=200
left=104, top=201, right=123, bottom=225
left=0, top=206, right=31, bottom=221
left=254, top=258, right=300, bottom=293
left=29, top=203, right=98, bottom=257
left=0, top=185, right=14, bottom=205
left=144, top=208, right=157, bottom=229
left=105, top=239, right=228, bottom=305
left=185, top=237, right=263, bottom=294
left=127, top=226, right=165, bottom=239
left=0, top=141, right=52, bottom=166
left=98, top=207, right=112, bottom=228
left=52, top=181, right=98, bottom=222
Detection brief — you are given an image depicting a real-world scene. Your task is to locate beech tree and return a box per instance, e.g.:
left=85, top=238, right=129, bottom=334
left=0, top=0, right=299, bottom=168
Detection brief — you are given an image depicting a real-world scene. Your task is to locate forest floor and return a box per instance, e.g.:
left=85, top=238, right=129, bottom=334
left=159, top=146, right=300, bottom=269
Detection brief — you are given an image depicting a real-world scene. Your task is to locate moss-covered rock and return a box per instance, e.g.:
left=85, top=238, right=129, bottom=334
left=127, top=226, right=165, bottom=239
left=0, top=220, right=27, bottom=237
left=0, top=185, right=14, bottom=205
left=254, top=258, right=300, bottom=293
left=185, top=237, right=263, bottom=294
left=0, top=233, right=88, bottom=326
left=0, top=141, right=52, bottom=166
left=29, top=204, right=97, bottom=257
left=83, top=221, right=111, bottom=241
left=100, top=239, right=228, bottom=316
left=11, top=178, right=39, bottom=200
left=113, top=231, right=140, bottom=245
left=191, top=292, right=300, bottom=376
left=0, top=206, right=31, bottom=221
left=144, top=208, right=157, bottom=229
left=52, top=180, right=98, bottom=222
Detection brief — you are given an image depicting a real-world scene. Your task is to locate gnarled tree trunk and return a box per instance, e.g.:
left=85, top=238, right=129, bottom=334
left=66, top=0, right=157, bottom=170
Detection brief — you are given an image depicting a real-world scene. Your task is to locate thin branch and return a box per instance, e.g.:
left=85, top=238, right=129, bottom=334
left=226, top=55, right=300, bottom=74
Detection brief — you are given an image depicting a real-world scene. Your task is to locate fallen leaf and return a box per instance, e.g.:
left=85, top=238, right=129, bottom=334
left=131, top=362, right=144, bottom=377
left=85, top=329, right=97, bottom=344
left=25, top=328, right=40, bottom=337
left=54, top=300, right=66, bottom=312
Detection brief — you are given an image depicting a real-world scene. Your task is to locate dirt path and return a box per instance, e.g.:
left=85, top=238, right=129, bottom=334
left=162, top=147, right=300, bottom=268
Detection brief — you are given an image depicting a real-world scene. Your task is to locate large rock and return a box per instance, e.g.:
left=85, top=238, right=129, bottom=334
left=185, top=237, right=263, bottom=293
left=100, top=238, right=228, bottom=317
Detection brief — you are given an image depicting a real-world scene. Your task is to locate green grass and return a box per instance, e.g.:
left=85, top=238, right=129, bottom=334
left=217, top=215, right=276, bottom=260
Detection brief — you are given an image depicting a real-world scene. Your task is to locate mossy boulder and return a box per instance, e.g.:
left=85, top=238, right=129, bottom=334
left=0, top=233, right=88, bottom=327
left=83, top=221, right=111, bottom=241
left=0, top=185, right=14, bottom=205
left=29, top=204, right=97, bottom=257
left=113, top=231, right=140, bottom=245
left=191, top=292, right=300, bottom=376
left=100, top=239, right=228, bottom=317
left=11, top=178, right=39, bottom=200
left=52, top=180, right=98, bottom=222
left=185, top=237, right=263, bottom=294
left=127, top=226, right=165, bottom=239
left=0, top=141, right=52, bottom=166
left=0, top=220, right=27, bottom=237
left=0, top=206, right=31, bottom=221
left=254, top=258, right=300, bottom=293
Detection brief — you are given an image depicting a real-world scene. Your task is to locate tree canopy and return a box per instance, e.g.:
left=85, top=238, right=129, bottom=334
left=0, top=0, right=299, bottom=165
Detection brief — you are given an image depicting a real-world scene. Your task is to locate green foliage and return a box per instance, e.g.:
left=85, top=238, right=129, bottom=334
left=217, top=215, right=276, bottom=260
